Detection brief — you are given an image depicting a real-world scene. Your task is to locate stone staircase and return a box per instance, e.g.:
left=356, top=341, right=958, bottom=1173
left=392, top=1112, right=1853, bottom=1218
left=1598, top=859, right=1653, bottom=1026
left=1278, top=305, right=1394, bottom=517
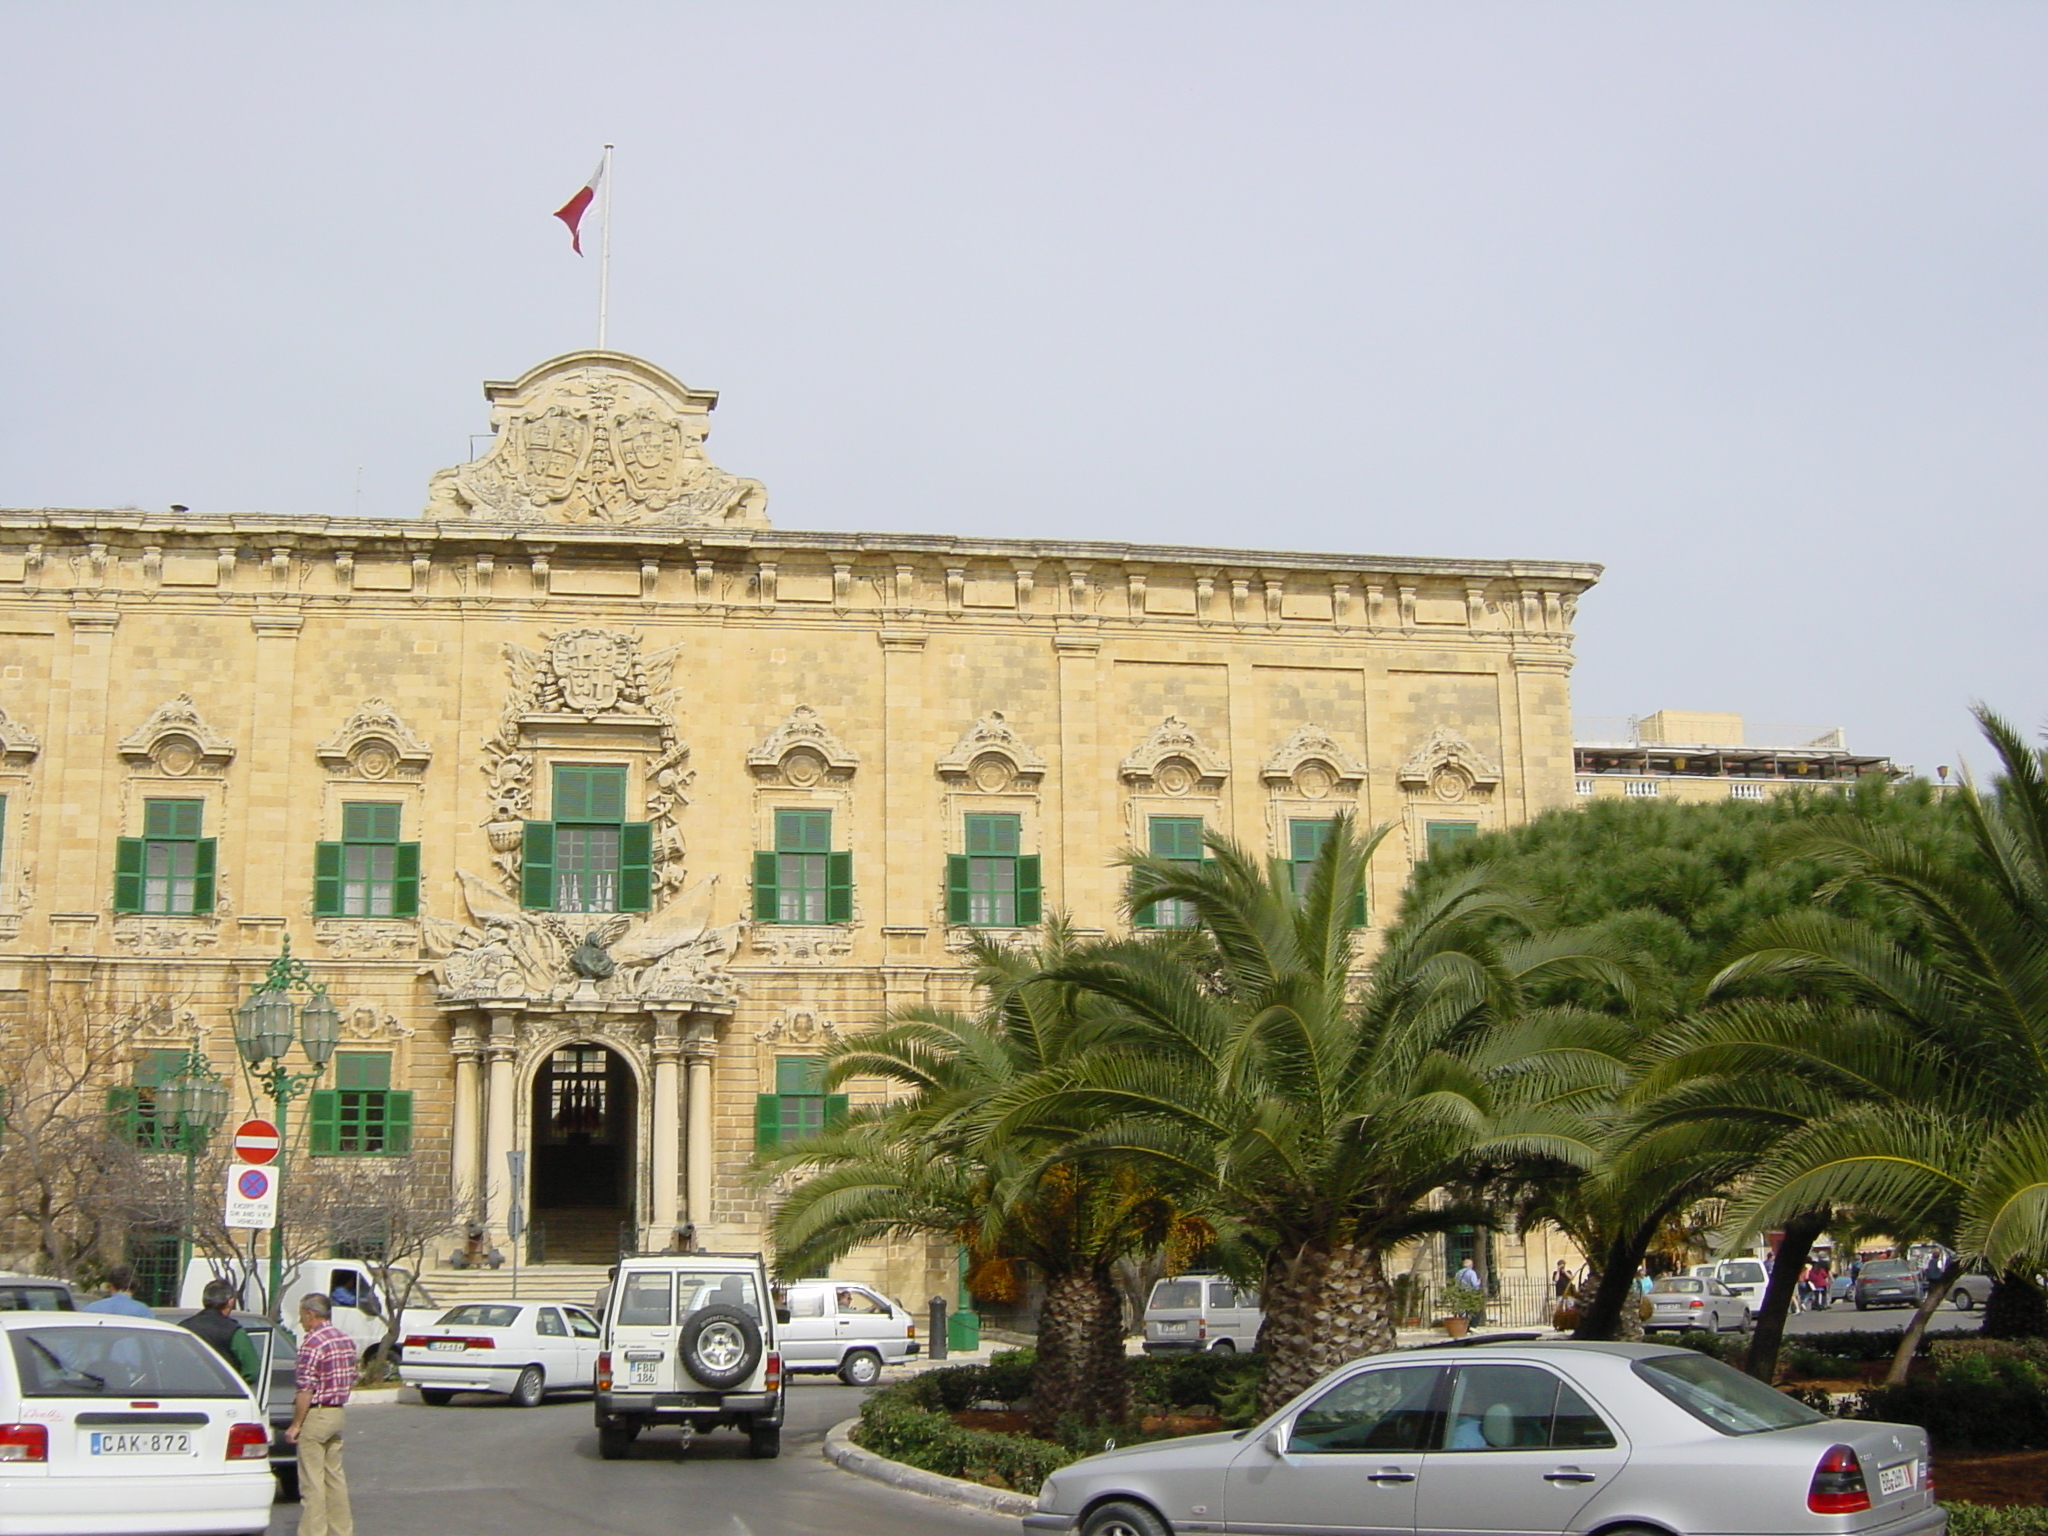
left=420, top=1264, right=615, bottom=1311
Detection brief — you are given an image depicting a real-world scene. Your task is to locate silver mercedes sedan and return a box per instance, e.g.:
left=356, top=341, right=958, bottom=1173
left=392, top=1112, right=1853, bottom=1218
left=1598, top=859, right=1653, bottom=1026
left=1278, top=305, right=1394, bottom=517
left=1023, top=1339, right=1941, bottom=1536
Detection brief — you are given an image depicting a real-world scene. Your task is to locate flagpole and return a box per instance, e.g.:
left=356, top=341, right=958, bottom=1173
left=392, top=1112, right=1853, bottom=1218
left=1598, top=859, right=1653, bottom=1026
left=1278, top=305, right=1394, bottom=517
left=598, top=143, right=614, bottom=350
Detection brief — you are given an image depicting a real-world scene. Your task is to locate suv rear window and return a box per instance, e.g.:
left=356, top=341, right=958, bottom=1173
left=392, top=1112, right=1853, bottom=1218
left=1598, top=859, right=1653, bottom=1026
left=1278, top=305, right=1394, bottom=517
left=1150, top=1280, right=1203, bottom=1309
left=1633, top=1352, right=1825, bottom=1435
left=0, top=1284, right=72, bottom=1312
left=12, top=1326, right=242, bottom=1398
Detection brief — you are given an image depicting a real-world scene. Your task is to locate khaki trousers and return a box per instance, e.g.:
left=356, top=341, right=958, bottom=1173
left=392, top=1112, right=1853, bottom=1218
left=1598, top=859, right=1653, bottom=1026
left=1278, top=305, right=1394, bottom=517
left=298, top=1405, right=353, bottom=1536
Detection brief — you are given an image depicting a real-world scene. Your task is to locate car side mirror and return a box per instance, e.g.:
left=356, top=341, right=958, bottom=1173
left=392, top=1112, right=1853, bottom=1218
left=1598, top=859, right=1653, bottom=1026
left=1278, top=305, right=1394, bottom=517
left=1265, top=1426, right=1289, bottom=1457
left=775, top=1307, right=791, bottom=1326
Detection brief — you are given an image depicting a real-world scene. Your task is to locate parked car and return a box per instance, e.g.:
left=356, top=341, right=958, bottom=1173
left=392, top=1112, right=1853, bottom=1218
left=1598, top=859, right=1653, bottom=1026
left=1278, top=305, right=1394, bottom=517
left=1141, top=1274, right=1263, bottom=1354
left=0, top=1273, right=78, bottom=1312
left=0, top=1311, right=276, bottom=1535
left=776, top=1280, right=919, bottom=1386
left=399, top=1301, right=602, bottom=1406
left=1645, top=1277, right=1751, bottom=1334
left=152, top=1305, right=299, bottom=1502
left=1947, top=1272, right=1993, bottom=1310
left=1697, top=1258, right=1771, bottom=1300
left=594, top=1253, right=785, bottom=1460
left=1853, top=1260, right=1927, bottom=1311
left=1022, top=1338, right=1941, bottom=1536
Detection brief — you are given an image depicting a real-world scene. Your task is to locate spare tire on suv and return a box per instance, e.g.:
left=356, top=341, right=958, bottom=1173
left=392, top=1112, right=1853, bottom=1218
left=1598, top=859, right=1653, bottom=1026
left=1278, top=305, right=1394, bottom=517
left=679, top=1305, right=762, bottom=1390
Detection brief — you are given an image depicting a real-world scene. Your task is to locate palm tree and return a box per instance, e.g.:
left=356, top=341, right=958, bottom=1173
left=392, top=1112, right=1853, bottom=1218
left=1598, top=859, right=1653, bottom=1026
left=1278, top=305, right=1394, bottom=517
left=756, top=922, right=1201, bottom=1430
left=1006, top=815, right=1612, bottom=1411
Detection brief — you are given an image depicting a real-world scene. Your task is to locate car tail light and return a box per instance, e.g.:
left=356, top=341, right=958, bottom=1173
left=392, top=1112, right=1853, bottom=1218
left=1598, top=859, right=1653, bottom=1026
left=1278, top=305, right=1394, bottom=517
left=1809, top=1445, right=1872, bottom=1513
left=1922, top=1459, right=1934, bottom=1498
left=907, top=1323, right=916, bottom=1339
left=226, top=1422, right=269, bottom=1461
left=1688, top=1299, right=1704, bottom=1309
left=764, top=1351, right=782, bottom=1392
left=0, top=1424, right=48, bottom=1463
left=596, top=1351, right=612, bottom=1391
left=402, top=1334, right=434, bottom=1348
left=1197, top=1321, right=1208, bottom=1340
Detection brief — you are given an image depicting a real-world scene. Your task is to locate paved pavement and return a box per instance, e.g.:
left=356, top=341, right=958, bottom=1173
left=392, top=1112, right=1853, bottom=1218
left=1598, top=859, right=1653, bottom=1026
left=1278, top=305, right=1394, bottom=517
left=261, top=1377, right=1015, bottom=1536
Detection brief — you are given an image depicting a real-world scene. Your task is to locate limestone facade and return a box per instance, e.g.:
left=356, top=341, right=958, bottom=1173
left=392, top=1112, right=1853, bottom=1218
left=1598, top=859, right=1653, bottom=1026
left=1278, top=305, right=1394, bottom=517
left=0, top=351, right=1600, bottom=1304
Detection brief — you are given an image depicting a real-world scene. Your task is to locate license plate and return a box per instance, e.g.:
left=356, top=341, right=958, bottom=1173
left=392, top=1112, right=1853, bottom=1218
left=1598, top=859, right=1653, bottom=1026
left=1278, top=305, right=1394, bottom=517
left=90, top=1431, right=193, bottom=1456
left=1158, top=1322, right=1189, bottom=1335
left=629, top=1360, right=659, bottom=1385
left=1878, top=1461, right=1916, bottom=1496
left=429, top=1340, right=464, bottom=1351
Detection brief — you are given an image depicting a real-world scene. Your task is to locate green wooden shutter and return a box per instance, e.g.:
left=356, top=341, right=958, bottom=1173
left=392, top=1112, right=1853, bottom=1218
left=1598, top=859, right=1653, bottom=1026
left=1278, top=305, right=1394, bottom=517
left=191, top=838, right=217, bottom=913
left=313, top=842, right=345, bottom=917
left=114, top=837, right=145, bottom=914
left=1350, top=886, right=1368, bottom=928
left=521, top=821, right=556, bottom=909
left=308, top=1090, right=339, bottom=1155
left=946, top=855, right=971, bottom=924
left=105, top=1086, right=142, bottom=1143
left=754, top=1093, right=782, bottom=1150
left=824, top=1094, right=849, bottom=1129
left=383, top=1091, right=413, bottom=1155
left=753, top=851, right=779, bottom=922
left=619, top=822, right=653, bottom=912
left=392, top=842, right=421, bottom=918
left=1017, top=855, right=1042, bottom=925
left=826, top=851, right=853, bottom=923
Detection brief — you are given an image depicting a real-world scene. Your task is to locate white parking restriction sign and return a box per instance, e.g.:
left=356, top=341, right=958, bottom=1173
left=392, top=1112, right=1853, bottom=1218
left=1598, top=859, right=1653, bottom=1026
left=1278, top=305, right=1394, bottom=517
left=223, top=1165, right=278, bottom=1230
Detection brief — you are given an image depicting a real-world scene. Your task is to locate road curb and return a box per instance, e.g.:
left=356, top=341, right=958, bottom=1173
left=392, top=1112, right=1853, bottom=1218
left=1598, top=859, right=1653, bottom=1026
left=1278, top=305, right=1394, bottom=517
left=824, top=1416, right=1035, bottom=1517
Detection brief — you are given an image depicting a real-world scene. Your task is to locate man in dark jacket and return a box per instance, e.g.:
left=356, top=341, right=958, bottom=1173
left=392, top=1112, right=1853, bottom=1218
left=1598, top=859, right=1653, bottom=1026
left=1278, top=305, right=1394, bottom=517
left=179, top=1278, right=261, bottom=1386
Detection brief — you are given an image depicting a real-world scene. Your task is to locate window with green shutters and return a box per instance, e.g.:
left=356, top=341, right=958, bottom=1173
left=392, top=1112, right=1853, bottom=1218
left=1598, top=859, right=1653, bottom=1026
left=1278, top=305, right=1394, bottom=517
left=115, top=799, right=215, bottom=915
left=753, top=1055, right=848, bottom=1148
left=1288, top=820, right=1368, bottom=926
left=315, top=803, right=419, bottom=918
left=1426, top=821, right=1480, bottom=860
left=309, top=1051, right=412, bottom=1156
left=522, top=765, right=652, bottom=913
left=106, top=1048, right=188, bottom=1149
left=947, top=814, right=1040, bottom=927
left=1135, top=816, right=1205, bottom=929
left=754, top=809, right=852, bottom=924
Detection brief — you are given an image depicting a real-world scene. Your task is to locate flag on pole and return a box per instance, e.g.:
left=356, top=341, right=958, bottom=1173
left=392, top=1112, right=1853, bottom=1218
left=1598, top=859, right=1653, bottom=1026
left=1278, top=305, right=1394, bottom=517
left=553, top=157, right=606, bottom=255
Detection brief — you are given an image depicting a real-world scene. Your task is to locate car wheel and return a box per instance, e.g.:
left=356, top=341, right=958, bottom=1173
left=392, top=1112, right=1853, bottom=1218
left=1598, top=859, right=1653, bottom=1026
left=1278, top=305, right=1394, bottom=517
left=1855, top=1297, right=1868, bottom=1311
left=597, top=1421, right=635, bottom=1460
left=1208, top=1338, right=1237, bottom=1354
left=838, top=1350, right=883, bottom=1388
left=510, top=1365, right=545, bottom=1408
left=1953, top=1287, right=1977, bottom=1311
left=748, top=1423, right=782, bottom=1459
left=420, top=1388, right=455, bottom=1406
left=678, top=1305, right=763, bottom=1390
left=1080, top=1499, right=1172, bottom=1536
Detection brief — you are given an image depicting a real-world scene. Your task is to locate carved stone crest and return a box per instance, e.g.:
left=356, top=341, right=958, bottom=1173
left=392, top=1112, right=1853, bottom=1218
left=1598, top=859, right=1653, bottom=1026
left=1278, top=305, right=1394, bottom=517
left=935, top=712, right=1046, bottom=791
left=549, top=630, right=634, bottom=715
left=1396, top=725, right=1502, bottom=802
left=0, top=706, right=40, bottom=771
left=1260, top=724, right=1367, bottom=800
left=747, top=706, right=859, bottom=786
left=422, top=351, right=769, bottom=528
left=757, top=1007, right=840, bottom=1047
left=118, top=695, right=234, bottom=775
left=316, top=699, right=432, bottom=781
left=1120, top=716, right=1228, bottom=796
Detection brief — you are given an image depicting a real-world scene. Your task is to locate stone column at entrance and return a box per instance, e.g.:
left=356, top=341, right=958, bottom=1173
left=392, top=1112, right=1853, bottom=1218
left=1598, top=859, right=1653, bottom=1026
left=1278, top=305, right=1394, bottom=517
left=450, top=1022, right=482, bottom=1215
left=648, top=1011, right=684, bottom=1245
left=684, top=1020, right=716, bottom=1232
left=482, top=1009, right=521, bottom=1244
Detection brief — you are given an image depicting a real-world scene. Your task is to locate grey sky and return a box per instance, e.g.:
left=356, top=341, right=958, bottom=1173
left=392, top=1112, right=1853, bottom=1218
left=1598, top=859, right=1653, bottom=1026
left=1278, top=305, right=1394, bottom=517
left=5, top=2, right=2042, bottom=778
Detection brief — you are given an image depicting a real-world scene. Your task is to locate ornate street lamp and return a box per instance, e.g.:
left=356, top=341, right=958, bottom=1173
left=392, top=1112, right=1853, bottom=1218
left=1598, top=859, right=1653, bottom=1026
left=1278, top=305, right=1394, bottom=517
left=156, top=1040, right=230, bottom=1280
left=231, top=937, right=340, bottom=1318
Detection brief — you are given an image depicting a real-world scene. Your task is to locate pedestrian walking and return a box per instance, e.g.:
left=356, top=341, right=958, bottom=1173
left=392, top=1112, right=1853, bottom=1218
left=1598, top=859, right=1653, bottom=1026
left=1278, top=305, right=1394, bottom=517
left=287, top=1293, right=355, bottom=1536
left=1454, top=1260, right=1486, bottom=1326
left=83, top=1263, right=155, bottom=1316
left=178, top=1278, right=261, bottom=1386
left=1806, top=1260, right=1831, bottom=1311
left=1553, top=1261, right=1571, bottom=1298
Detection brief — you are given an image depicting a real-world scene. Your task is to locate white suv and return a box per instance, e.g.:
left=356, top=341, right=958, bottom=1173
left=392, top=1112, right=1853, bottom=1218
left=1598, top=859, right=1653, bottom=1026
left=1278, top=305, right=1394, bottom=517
left=595, top=1253, right=785, bottom=1461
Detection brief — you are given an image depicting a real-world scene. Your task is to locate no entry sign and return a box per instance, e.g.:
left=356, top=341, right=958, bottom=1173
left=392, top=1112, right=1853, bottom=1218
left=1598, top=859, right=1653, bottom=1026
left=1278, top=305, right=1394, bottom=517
left=231, top=1119, right=280, bottom=1165
left=224, top=1165, right=278, bottom=1230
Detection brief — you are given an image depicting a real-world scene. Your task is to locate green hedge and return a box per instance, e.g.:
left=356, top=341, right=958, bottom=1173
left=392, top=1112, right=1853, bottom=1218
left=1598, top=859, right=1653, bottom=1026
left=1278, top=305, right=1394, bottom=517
left=1945, top=1505, right=2048, bottom=1536
left=1857, top=1351, right=2048, bottom=1451
left=853, top=1389, right=1074, bottom=1494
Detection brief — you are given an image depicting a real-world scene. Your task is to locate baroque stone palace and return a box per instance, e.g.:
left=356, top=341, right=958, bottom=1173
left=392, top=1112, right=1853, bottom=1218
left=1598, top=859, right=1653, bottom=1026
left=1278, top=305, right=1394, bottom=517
left=0, top=351, right=1598, bottom=1302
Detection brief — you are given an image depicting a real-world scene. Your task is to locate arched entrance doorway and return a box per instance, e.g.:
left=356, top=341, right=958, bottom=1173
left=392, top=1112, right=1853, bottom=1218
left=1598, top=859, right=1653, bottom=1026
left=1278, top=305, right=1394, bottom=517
left=529, top=1043, right=638, bottom=1263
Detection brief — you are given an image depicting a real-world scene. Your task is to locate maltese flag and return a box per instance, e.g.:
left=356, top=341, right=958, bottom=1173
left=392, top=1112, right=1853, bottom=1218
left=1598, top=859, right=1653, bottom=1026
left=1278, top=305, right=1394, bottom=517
left=553, top=157, right=606, bottom=254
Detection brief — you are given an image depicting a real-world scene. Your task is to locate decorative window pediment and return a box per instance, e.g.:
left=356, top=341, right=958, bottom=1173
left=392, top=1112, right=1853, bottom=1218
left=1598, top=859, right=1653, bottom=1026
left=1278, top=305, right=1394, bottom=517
left=935, top=712, right=1046, bottom=792
left=316, top=698, right=433, bottom=781
left=118, top=694, right=234, bottom=776
left=747, top=705, right=858, bottom=788
left=0, top=707, right=39, bottom=772
left=1260, top=724, right=1367, bottom=799
left=1397, top=725, right=1502, bottom=803
left=1120, top=716, right=1227, bottom=797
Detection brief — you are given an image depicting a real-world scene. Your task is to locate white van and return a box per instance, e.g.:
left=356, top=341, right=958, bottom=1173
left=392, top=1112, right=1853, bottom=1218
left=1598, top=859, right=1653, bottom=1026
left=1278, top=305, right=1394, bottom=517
left=1692, top=1258, right=1771, bottom=1301
left=176, top=1256, right=433, bottom=1361
left=1142, top=1274, right=1263, bottom=1354
left=594, top=1253, right=785, bottom=1460
left=775, top=1280, right=919, bottom=1385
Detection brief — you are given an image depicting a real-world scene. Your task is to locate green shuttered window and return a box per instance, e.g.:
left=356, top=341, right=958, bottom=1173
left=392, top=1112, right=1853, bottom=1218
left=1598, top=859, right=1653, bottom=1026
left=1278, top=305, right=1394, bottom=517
left=1426, top=821, right=1480, bottom=860
left=115, top=799, right=215, bottom=915
left=1288, top=820, right=1368, bottom=927
left=1135, top=816, right=1204, bottom=929
left=309, top=1051, right=411, bottom=1155
left=946, top=814, right=1040, bottom=927
left=107, top=1048, right=189, bottom=1149
left=754, top=1056, right=848, bottom=1149
left=756, top=810, right=852, bottom=924
left=315, top=803, right=419, bottom=918
left=522, top=765, right=650, bottom=913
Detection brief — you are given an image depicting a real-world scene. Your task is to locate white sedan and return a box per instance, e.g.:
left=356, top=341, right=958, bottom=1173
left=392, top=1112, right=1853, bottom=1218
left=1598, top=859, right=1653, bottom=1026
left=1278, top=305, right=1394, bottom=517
left=399, top=1302, right=602, bottom=1407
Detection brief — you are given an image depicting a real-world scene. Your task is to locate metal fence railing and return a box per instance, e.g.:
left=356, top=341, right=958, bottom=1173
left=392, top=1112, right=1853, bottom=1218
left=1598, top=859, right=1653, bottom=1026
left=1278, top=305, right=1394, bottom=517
left=1398, top=1276, right=1561, bottom=1329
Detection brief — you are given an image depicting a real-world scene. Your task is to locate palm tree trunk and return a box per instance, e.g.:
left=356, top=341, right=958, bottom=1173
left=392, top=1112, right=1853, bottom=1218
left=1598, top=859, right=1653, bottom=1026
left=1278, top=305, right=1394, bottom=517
left=1256, top=1239, right=1396, bottom=1413
left=1883, top=1262, right=1955, bottom=1388
left=1745, top=1209, right=1826, bottom=1382
left=1031, top=1267, right=1131, bottom=1435
left=1572, top=1229, right=1650, bottom=1342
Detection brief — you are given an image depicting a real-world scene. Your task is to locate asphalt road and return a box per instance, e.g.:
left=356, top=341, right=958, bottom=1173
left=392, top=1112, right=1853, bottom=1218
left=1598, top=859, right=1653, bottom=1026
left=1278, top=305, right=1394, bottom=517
left=262, top=1379, right=1015, bottom=1536
left=1781, top=1300, right=1983, bottom=1336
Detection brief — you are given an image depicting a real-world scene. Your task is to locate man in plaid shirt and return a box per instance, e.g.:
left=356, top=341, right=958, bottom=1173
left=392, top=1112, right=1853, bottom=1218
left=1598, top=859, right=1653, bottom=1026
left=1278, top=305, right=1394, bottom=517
left=288, top=1293, right=356, bottom=1536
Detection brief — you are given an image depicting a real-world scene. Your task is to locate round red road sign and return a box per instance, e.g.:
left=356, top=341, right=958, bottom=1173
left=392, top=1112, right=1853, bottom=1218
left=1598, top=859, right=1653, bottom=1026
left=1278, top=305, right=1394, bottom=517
left=231, top=1119, right=281, bottom=1165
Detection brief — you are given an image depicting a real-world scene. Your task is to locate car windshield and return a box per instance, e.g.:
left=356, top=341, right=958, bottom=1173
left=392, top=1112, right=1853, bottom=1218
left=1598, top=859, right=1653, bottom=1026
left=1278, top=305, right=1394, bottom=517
left=10, top=1325, right=243, bottom=1398
left=1634, top=1352, right=1825, bottom=1435
left=1150, top=1280, right=1204, bottom=1309
left=437, top=1305, right=522, bottom=1328
left=1720, top=1262, right=1767, bottom=1284
left=1651, top=1278, right=1703, bottom=1294
left=1862, top=1261, right=1910, bottom=1278
left=0, top=1285, right=71, bottom=1311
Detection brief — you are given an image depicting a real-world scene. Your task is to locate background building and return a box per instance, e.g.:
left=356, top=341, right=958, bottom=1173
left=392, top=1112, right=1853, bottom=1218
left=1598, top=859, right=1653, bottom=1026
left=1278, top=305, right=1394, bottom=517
left=0, top=351, right=1600, bottom=1307
left=1573, top=710, right=1903, bottom=804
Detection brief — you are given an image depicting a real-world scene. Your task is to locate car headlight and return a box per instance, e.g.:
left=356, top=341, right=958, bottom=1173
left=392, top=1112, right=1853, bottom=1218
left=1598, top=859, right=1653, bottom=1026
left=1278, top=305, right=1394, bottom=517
left=1037, top=1476, right=1063, bottom=1511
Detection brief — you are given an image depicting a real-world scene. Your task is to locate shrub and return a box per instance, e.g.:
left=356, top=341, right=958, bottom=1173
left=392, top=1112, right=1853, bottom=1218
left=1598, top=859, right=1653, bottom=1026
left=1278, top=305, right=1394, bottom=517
left=1945, top=1505, right=2048, bottom=1536
left=1130, top=1350, right=1266, bottom=1414
left=1857, top=1350, right=2048, bottom=1451
left=1664, top=1330, right=1746, bottom=1366
left=853, top=1389, right=1073, bottom=1495
left=1981, top=1272, right=2048, bottom=1341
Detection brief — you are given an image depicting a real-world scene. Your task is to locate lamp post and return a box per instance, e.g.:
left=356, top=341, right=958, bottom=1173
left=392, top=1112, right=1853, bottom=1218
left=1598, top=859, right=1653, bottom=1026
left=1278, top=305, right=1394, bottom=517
left=156, top=1039, right=230, bottom=1284
left=229, top=937, right=340, bottom=1318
